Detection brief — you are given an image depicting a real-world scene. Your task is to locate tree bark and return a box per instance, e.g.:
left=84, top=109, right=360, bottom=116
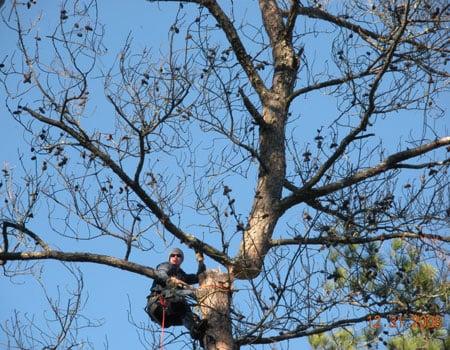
left=233, top=100, right=286, bottom=279
left=198, top=269, right=235, bottom=350
left=233, top=0, right=299, bottom=279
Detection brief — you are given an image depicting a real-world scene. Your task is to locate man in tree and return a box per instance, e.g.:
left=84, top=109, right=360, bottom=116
left=1, top=1, right=449, bottom=349
left=146, top=248, right=208, bottom=344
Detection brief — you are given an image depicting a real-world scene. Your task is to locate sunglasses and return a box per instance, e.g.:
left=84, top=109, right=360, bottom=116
left=170, top=254, right=182, bottom=258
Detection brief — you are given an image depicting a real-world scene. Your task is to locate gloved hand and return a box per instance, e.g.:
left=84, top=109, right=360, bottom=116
left=195, top=250, right=204, bottom=263
left=167, top=277, right=189, bottom=288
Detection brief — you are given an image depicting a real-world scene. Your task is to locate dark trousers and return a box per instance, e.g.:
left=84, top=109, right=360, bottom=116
left=145, top=290, right=197, bottom=332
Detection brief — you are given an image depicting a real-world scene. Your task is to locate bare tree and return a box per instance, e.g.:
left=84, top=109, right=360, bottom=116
left=1, top=0, right=449, bottom=349
left=1, top=263, right=102, bottom=349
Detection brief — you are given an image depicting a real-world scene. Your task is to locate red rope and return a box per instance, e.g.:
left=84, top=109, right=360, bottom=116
left=159, top=295, right=168, bottom=350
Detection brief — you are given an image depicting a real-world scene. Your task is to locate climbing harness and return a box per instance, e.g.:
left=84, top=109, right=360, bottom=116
left=149, top=280, right=233, bottom=349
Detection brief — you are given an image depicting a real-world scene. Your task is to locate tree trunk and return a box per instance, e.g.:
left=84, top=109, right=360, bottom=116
left=232, top=0, right=299, bottom=280
left=233, top=106, right=286, bottom=280
left=198, top=269, right=235, bottom=350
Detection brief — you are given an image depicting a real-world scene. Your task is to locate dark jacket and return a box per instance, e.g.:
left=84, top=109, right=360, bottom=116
left=151, top=261, right=206, bottom=293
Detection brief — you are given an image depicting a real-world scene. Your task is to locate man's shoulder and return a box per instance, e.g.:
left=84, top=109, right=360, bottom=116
left=156, top=262, right=171, bottom=269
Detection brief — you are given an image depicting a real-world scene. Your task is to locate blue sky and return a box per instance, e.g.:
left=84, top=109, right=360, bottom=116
left=1, top=1, right=448, bottom=350
left=0, top=2, right=204, bottom=349
left=0, top=2, right=300, bottom=349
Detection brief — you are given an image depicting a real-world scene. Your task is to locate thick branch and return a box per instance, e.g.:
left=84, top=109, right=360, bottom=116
left=300, top=15, right=408, bottom=192
left=270, top=232, right=450, bottom=247
left=147, top=0, right=268, bottom=100
left=238, top=310, right=409, bottom=345
left=201, top=0, right=269, bottom=99
left=296, top=6, right=383, bottom=43
left=295, top=6, right=433, bottom=52
left=392, top=158, right=450, bottom=169
left=280, top=136, right=450, bottom=211
left=238, top=87, right=266, bottom=127
left=259, top=0, right=285, bottom=45
left=0, top=250, right=158, bottom=278
left=285, top=0, right=299, bottom=42
left=21, top=107, right=232, bottom=267
left=313, top=136, right=450, bottom=197
left=2, top=220, right=50, bottom=251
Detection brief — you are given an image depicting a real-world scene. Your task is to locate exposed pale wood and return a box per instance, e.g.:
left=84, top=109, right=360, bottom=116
left=198, top=269, right=235, bottom=350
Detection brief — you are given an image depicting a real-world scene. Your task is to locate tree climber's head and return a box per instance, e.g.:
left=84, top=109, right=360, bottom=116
left=169, top=247, right=184, bottom=267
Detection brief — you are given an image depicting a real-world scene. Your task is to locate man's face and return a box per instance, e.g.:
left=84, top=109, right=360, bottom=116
left=169, top=253, right=183, bottom=267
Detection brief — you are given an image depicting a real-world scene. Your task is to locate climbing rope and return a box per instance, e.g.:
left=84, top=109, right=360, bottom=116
left=159, top=295, right=168, bottom=350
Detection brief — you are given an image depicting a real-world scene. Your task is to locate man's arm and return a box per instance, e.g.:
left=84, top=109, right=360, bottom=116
left=156, top=263, right=190, bottom=288
left=154, top=262, right=171, bottom=284
left=182, top=252, right=206, bottom=285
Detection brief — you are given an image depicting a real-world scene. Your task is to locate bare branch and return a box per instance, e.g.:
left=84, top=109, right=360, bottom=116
left=0, top=250, right=158, bottom=278
left=270, top=232, right=450, bottom=247
left=238, top=87, right=266, bottom=127
left=281, top=136, right=450, bottom=211
left=238, top=310, right=409, bottom=345
left=20, top=107, right=232, bottom=266
left=294, top=5, right=444, bottom=53
left=2, top=220, right=50, bottom=251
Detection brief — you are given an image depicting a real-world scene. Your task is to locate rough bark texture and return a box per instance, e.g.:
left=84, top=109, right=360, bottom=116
left=198, top=269, right=235, bottom=350
left=233, top=0, right=299, bottom=279
left=2, top=0, right=450, bottom=348
left=233, top=102, right=286, bottom=279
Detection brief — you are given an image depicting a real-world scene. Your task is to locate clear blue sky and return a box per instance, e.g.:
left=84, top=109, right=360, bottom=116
left=0, top=3, right=214, bottom=349
left=0, top=2, right=311, bottom=349
left=1, top=1, right=448, bottom=350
